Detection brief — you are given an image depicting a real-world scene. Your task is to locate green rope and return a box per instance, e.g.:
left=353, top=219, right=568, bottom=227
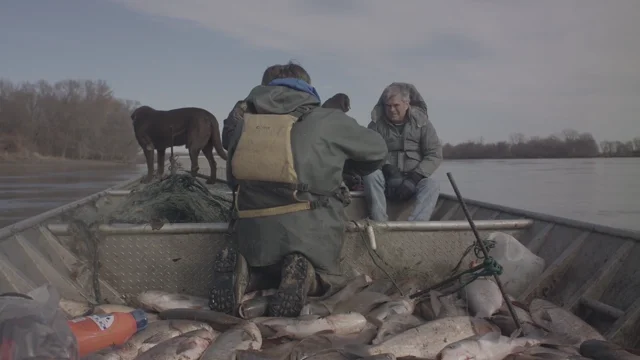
left=450, top=239, right=497, bottom=275
left=439, top=257, right=503, bottom=297
left=411, top=255, right=504, bottom=301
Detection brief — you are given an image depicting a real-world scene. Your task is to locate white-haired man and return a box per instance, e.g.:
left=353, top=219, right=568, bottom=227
left=363, top=82, right=443, bottom=221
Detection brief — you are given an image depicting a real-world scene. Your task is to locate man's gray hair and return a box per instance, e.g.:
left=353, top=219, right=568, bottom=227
left=382, top=84, right=411, bottom=103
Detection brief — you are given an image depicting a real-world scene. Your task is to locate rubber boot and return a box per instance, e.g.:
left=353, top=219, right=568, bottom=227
left=267, top=253, right=318, bottom=318
left=208, top=245, right=249, bottom=316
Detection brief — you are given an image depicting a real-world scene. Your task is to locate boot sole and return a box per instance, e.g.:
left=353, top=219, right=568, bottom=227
left=209, top=246, right=238, bottom=315
left=268, top=254, right=309, bottom=317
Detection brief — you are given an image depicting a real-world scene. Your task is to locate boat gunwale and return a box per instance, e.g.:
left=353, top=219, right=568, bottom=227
left=45, top=219, right=534, bottom=235
left=105, top=188, right=640, bottom=241
left=1, top=167, right=639, bottom=243
left=436, top=193, right=640, bottom=241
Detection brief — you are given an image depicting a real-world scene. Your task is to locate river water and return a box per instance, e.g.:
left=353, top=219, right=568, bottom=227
left=0, top=161, right=144, bottom=228
left=0, top=158, right=638, bottom=231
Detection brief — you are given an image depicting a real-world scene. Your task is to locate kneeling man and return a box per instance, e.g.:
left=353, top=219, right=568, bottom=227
left=209, top=62, right=388, bottom=317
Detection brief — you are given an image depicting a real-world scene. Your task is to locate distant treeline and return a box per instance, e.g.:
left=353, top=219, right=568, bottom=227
left=2, top=78, right=638, bottom=163
left=443, top=130, right=640, bottom=159
left=0, top=78, right=140, bottom=162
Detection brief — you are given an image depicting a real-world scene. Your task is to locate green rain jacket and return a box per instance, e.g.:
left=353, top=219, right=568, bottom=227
left=225, top=83, right=388, bottom=274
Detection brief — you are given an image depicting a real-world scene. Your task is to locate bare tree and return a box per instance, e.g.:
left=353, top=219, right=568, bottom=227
left=509, top=133, right=526, bottom=145
left=0, top=78, right=140, bottom=162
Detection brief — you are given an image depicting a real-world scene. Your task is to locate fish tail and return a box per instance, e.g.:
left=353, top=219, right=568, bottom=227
left=365, top=315, right=383, bottom=328
left=267, top=330, right=290, bottom=340
left=516, top=332, right=580, bottom=348
left=541, top=332, right=583, bottom=347
left=509, top=327, right=523, bottom=340
left=343, top=344, right=373, bottom=357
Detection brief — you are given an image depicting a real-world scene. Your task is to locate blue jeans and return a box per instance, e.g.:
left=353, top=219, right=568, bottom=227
left=363, top=170, right=440, bottom=222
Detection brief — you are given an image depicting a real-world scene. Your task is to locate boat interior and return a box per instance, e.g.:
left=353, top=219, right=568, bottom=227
left=0, top=155, right=638, bottom=347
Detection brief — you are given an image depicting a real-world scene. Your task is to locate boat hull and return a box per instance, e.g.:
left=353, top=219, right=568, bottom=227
left=0, top=155, right=638, bottom=347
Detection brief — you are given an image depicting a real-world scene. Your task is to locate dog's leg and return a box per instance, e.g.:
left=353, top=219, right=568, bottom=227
left=188, top=146, right=200, bottom=177
left=142, top=148, right=155, bottom=183
left=202, top=142, right=217, bottom=184
left=157, top=147, right=166, bottom=178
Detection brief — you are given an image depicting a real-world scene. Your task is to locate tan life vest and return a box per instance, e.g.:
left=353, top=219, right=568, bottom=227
left=230, top=110, right=339, bottom=219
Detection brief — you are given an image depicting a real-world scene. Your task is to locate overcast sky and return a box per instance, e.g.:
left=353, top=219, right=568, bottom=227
left=2, top=0, right=639, bottom=144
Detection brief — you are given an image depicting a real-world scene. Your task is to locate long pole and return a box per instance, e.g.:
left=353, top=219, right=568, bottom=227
left=446, top=172, right=524, bottom=334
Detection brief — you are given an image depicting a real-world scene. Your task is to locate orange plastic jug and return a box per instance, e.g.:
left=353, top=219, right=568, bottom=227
left=67, top=309, right=147, bottom=357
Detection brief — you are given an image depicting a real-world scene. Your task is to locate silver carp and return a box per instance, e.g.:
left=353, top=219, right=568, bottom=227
left=239, top=296, right=271, bottom=320
left=241, top=289, right=277, bottom=303
left=367, top=296, right=415, bottom=323
left=371, top=314, right=424, bottom=345
left=301, top=274, right=372, bottom=316
left=360, top=355, right=397, bottom=360
left=344, top=316, right=499, bottom=359
left=332, top=291, right=391, bottom=315
left=505, top=346, right=592, bottom=360
left=93, top=304, right=136, bottom=314
left=460, top=277, right=503, bottom=318
left=303, top=349, right=355, bottom=360
left=59, top=298, right=92, bottom=319
left=490, top=304, right=548, bottom=337
left=257, top=313, right=367, bottom=340
left=158, top=308, right=244, bottom=332
left=136, top=290, right=209, bottom=312
left=237, top=340, right=299, bottom=360
left=287, top=327, right=377, bottom=359
left=85, top=320, right=215, bottom=360
left=529, top=298, right=604, bottom=343
left=436, top=331, right=577, bottom=360
left=428, top=290, right=468, bottom=319
left=131, top=319, right=216, bottom=354
left=134, top=329, right=215, bottom=360
left=200, top=321, right=263, bottom=360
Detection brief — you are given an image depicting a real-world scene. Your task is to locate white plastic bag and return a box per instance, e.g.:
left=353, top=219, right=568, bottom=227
left=0, top=284, right=78, bottom=360
left=485, top=232, right=546, bottom=298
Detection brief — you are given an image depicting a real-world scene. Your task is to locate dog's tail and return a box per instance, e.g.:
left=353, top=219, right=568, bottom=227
left=210, top=115, right=228, bottom=160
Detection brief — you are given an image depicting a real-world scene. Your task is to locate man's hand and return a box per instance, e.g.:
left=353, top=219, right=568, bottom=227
left=394, top=171, right=424, bottom=201
left=382, top=164, right=404, bottom=198
left=382, top=164, right=403, bottom=187
left=343, top=173, right=362, bottom=190
left=337, top=182, right=352, bottom=207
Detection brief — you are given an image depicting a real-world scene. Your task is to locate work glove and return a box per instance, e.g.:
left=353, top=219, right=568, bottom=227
left=382, top=164, right=403, bottom=187
left=337, top=182, right=352, bottom=207
left=343, top=173, right=363, bottom=191
left=381, top=164, right=404, bottom=198
left=394, top=171, right=424, bottom=201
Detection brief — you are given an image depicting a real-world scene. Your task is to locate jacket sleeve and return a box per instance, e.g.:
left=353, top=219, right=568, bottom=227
left=367, top=120, right=392, bottom=166
left=222, top=101, right=246, bottom=151
left=415, top=119, right=443, bottom=178
left=333, top=117, right=388, bottom=177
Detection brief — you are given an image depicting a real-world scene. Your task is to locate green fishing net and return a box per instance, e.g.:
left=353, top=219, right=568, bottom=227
left=106, top=173, right=232, bottom=224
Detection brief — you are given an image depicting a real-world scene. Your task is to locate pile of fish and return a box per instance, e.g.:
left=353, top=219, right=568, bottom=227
left=60, top=273, right=639, bottom=360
